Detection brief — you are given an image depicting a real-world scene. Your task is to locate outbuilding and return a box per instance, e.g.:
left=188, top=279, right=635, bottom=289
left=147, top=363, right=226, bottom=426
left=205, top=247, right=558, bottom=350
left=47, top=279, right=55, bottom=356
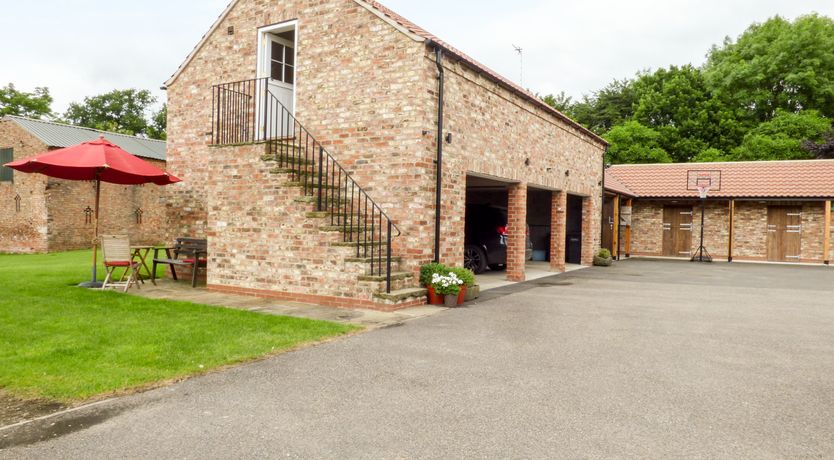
left=0, top=116, right=169, bottom=253
left=604, top=160, right=834, bottom=264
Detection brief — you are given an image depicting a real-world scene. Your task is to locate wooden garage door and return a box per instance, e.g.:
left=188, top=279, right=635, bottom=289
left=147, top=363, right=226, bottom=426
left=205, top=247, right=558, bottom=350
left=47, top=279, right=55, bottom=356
left=767, top=207, right=802, bottom=262
left=662, top=206, right=693, bottom=257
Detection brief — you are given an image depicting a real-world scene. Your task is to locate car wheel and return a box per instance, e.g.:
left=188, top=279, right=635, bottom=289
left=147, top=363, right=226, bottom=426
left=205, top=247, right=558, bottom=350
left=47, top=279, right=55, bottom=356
left=488, top=264, right=506, bottom=272
left=464, top=245, right=487, bottom=274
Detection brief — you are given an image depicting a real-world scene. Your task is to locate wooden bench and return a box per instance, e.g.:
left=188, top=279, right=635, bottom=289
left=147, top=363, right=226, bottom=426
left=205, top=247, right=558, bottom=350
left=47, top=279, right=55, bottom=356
left=152, top=238, right=208, bottom=288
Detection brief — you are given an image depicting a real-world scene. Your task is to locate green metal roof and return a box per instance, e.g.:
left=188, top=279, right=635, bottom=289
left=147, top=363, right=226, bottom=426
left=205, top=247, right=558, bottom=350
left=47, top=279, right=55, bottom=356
left=4, top=115, right=166, bottom=161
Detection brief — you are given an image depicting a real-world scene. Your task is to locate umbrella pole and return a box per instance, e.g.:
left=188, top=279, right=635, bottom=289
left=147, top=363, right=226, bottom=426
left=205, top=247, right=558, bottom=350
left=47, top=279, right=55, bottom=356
left=79, top=177, right=103, bottom=288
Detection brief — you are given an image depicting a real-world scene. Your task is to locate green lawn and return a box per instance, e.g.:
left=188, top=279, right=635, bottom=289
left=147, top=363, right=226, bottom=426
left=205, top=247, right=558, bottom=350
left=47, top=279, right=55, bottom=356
left=0, top=250, right=358, bottom=402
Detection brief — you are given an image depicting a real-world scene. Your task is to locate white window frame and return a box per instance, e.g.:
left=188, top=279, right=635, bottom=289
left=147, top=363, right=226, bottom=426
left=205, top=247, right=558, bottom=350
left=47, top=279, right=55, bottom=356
left=257, top=20, right=298, bottom=116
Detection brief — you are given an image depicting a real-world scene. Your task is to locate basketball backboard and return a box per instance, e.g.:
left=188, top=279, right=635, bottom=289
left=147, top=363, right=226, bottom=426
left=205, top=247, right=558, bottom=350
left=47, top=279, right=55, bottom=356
left=687, top=170, right=722, bottom=192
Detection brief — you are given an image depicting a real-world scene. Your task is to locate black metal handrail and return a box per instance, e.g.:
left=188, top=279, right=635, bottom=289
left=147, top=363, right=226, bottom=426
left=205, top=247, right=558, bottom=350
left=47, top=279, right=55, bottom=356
left=211, top=78, right=401, bottom=293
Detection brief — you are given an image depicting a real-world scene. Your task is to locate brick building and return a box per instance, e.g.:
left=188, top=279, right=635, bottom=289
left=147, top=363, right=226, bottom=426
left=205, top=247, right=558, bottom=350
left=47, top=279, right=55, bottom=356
left=164, top=0, right=607, bottom=309
left=603, top=160, right=834, bottom=264
left=0, top=116, right=169, bottom=253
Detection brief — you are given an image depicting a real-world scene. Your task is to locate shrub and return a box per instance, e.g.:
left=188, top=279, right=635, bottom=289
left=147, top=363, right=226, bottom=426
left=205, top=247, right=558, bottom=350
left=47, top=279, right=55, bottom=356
left=597, top=248, right=612, bottom=259
left=420, top=262, right=448, bottom=286
left=447, top=266, right=476, bottom=287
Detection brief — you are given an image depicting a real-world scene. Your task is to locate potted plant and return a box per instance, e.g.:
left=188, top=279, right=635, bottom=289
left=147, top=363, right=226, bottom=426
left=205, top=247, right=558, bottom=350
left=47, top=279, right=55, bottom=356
left=449, top=266, right=477, bottom=305
left=420, top=262, right=448, bottom=305
left=593, top=248, right=614, bottom=267
left=431, top=272, right=464, bottom=307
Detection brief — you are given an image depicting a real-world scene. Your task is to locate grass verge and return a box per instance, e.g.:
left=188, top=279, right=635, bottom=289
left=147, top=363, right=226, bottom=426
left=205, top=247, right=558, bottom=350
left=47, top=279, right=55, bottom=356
left=0, top=250, right=358, bottom=402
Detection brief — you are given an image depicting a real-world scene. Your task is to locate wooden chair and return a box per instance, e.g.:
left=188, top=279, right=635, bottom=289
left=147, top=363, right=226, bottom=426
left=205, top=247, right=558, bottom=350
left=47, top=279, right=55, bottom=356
left=100, top=235, right=140, bottom=292
left=152, top=238, right=208, bottom=288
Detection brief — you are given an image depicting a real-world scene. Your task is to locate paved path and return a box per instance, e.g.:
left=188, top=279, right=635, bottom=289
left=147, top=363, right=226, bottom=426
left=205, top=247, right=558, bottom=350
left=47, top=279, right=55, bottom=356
left=4, top=260, right=834, bottom=458
left=129, top=280, right=445, bottom=329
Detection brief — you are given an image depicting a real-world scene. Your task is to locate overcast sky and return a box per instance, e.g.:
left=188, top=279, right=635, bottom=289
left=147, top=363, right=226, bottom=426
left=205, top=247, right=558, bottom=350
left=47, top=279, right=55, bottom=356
left=2, top=0, right=833, bottom=115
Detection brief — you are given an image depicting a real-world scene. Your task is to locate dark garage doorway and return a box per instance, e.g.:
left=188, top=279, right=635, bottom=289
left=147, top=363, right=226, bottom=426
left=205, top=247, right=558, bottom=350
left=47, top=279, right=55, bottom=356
left=527, top=188, right=553, bottom=262
left=465, top=175, right=510, bottom=274
left=566, top=194, right=583, bottom=264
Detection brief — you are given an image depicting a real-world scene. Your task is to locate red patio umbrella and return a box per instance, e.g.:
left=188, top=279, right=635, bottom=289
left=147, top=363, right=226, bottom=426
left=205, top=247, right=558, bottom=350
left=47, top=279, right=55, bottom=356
left=5, top=135, right=181, bottom=287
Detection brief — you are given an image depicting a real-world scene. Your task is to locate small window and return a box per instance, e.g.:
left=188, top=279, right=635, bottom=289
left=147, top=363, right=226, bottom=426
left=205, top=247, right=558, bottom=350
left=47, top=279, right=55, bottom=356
left=0, top=148, right=12, bottom=183
left=269, top=39, right=295, bottom=85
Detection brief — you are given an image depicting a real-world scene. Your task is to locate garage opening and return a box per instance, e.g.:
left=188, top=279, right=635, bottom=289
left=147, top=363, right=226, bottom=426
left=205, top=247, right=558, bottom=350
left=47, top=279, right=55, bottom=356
left=527, top=187, right=553, bottom=263
left=566, top=194, right=584, bottom=264
left=464, top=175, right=511, bottom=275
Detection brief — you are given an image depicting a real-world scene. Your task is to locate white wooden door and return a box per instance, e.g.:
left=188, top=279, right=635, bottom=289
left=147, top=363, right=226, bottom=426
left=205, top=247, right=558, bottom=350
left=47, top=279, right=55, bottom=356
left=258, top=35, right=295, bottom=139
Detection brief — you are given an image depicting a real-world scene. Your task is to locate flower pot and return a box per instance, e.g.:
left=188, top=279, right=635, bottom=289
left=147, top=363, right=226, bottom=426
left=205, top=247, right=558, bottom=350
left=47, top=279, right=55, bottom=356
left=426, top=285, right=444, bottom=305
left=444, top=293, right=459, bottom=307
left=456, top=285, right=467, bottom=305
left=464, top=284, right=480, bottom=301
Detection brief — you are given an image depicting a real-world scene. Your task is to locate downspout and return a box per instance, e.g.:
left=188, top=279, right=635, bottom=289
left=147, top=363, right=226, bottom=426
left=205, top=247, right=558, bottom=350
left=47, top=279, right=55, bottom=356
left=432, top=42, right=445, bottom=263
left=601, top=148, right=608, bottom=256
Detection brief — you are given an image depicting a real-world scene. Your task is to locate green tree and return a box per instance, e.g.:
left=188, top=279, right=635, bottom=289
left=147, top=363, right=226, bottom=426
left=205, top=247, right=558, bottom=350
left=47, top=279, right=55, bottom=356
left=631, top=65, right=743, bottom=162
left=604, top=121, right=673, bottom=164
left=693, top=147, right=729, bottom=163
left=571, top=79, right=637, bottom=134
left=541, top=91, right=574, bottom=114
left=64, top=89, right=157, bottom=137
left=147, top=104, right=167, bottom=141
left=0, top=83, right=53, bottom=119
left=730, top=110, right=831, bottom=161
left=705, top=14, right=834, bottom=122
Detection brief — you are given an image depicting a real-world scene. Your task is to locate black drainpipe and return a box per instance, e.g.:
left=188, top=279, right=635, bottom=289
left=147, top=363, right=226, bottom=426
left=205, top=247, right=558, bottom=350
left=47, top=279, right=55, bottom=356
left=601, top=148, right=608, bottom=257
left=432, top=43, right=445, bottom=263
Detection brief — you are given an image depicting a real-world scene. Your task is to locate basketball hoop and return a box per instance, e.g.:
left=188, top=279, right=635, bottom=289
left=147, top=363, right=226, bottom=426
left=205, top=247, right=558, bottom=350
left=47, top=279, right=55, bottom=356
left=687, top=170, right=722, bottom=263
left=697, top=184, right=712, bottom=200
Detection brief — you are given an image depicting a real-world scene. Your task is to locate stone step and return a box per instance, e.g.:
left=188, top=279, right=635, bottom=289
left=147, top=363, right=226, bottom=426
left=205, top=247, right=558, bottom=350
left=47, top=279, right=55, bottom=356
left=269, top=167, right=318, bottom=176
left=319, top=225, right=370, bottom=233
left=262, top=155, right=316, bottom=166
left=357, top=271, right=413, bottom=283
left=345, top=256, right=402, bottom=264
left=373, top=287, right=428, bottom=303
left=331, top=241, right=388, bottom=248
left=284, top=181, right=340, bottom=190
left=293, top=196, right=349, bottom=205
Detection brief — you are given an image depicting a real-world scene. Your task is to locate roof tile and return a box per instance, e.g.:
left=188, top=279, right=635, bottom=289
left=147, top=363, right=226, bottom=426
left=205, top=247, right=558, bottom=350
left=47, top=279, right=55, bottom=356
left=605, top=161, right=834, bottom=199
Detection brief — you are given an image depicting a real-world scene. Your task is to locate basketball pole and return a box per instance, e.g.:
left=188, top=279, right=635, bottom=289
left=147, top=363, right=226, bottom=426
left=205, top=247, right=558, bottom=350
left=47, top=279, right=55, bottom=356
left=691, top=193, right=712, bottom=263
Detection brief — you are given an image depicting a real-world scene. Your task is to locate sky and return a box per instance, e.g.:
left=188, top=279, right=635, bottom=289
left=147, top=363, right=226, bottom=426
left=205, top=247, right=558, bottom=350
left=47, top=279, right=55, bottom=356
left=2, top=0, right=833, bottom=115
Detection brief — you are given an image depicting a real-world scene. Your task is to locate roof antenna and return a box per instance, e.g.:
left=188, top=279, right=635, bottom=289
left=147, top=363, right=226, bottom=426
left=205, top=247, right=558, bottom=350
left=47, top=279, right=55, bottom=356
left=512, top=44, right=524, bottom=87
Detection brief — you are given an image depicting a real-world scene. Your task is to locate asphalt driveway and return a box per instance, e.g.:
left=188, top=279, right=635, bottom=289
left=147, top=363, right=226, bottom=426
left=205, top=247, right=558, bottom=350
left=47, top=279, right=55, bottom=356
left=4, top=259, right=834, bottom=458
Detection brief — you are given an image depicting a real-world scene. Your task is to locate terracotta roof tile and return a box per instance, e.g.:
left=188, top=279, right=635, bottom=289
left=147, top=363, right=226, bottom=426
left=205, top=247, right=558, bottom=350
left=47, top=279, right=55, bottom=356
left=603, top=172, right=636, bottom=197
left=605, top=160, right=834, bottom=199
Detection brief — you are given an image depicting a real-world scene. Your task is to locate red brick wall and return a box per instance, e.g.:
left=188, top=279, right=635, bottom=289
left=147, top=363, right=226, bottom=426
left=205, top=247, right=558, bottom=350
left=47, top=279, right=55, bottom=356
left=436, top=56, right=605, bottom=267
left=166, top=0, right=435, bottom=275
left=0, top=121, right=49, bottom=253
left=166, top=0, right=606, bottom=293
